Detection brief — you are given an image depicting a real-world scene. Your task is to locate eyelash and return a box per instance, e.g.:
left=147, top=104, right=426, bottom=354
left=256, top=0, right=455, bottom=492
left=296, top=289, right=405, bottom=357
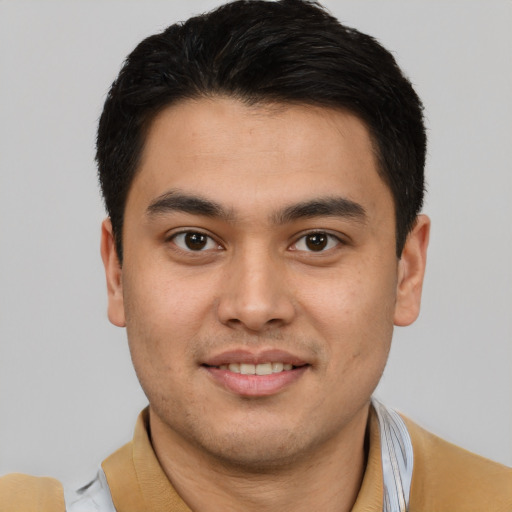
left=167, top=229, right=344, bottom=254
left=169, top=231, right=222, bottom=252
left=290, top=231, right=343, bottom=253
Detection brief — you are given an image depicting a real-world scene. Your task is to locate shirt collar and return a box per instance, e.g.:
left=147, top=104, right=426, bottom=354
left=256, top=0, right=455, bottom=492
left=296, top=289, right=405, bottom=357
left=102, top=406, right=384, bottom=511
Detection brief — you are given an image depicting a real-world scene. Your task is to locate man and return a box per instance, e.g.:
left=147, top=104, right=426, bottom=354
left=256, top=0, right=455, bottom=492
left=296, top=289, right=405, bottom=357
left=1, top=0, right=510, bottom=510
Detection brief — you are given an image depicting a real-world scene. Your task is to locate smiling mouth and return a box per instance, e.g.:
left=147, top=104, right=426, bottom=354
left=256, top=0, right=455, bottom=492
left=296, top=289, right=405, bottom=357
left=202, top=360, right=310, bottom=396
left=203, top=362, right=306, bottom=375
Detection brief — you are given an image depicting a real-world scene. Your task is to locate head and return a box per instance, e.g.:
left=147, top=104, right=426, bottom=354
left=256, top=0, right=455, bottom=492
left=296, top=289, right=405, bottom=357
left=97, top=0, right=426, bottom=262
left=99, top=0, right=429, bottom=472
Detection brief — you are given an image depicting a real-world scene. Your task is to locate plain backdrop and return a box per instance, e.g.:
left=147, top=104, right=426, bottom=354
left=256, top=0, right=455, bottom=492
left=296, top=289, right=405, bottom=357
left=1, top=0, right=511, bottom=490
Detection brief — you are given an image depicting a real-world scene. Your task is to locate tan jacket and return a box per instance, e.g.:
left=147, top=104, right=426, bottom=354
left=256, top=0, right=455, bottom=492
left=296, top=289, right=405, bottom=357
left=1, top=408, right=511, bottom=511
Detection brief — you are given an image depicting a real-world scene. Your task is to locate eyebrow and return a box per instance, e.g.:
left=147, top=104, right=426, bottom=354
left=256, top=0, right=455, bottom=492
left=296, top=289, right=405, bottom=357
left=272, top=197, right=367, bottom=225
left=146, top=190, right=366, bottom=225
left=147, top=190, right=233, bottom=220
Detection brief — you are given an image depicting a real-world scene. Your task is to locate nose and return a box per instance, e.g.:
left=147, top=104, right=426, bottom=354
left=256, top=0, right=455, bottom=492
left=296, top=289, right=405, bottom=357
left=216, top=248, right=296, bottom=333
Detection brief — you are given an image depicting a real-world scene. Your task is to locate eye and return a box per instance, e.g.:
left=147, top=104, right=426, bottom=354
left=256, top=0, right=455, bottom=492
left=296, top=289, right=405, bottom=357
left=171, top=231, right=220, bottom=252
left=291, top=232, right=341, bottom=252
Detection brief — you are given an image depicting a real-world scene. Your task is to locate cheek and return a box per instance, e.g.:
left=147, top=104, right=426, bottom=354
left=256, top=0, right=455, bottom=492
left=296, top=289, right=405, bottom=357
left=298, top=261, right=397, bottom=358
left=121, top=266, right=213, bottom=377
left=124, top=259, right=215, bottom=329
left=122, top=276, right=197, bottom=411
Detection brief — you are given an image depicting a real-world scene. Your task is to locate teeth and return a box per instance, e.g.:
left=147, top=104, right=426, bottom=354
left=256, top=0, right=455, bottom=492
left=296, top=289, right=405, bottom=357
left=256, top=362, right=272, bottom=375
left=240, top=363, right=255, bottom=375
left=271, top=362, right=284, bottom=372
left=218, top=362, right=295, bottom=374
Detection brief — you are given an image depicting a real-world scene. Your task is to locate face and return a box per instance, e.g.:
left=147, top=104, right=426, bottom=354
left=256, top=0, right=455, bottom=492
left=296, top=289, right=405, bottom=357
left=102, top=97, right=429, bottom=469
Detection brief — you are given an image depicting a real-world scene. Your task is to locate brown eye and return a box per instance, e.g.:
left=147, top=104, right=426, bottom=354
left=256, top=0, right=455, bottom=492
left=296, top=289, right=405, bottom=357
left=172, top=232, right=219, bottom=251
left=185, top=232, right=207, bottom=250
left=305, top=233, right=328, bottom=251
left=292, top=232, right=340, bottom=252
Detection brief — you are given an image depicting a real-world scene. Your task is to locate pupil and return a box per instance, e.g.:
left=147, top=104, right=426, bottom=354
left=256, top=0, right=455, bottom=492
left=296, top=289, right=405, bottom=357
left=185, top=232, right=207, bottom=250
left=306, top=233, right=327, bottom=251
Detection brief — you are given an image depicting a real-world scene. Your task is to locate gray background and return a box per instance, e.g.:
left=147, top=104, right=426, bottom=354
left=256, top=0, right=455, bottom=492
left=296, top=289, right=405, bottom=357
left=1, top=0, right=511, bottom=490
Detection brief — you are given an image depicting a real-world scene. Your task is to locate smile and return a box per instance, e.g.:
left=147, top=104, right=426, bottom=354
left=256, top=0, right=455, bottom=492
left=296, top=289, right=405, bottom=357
left=217, top=362, right=294, bottom=375
left=203, top=359, right=309, bottom=397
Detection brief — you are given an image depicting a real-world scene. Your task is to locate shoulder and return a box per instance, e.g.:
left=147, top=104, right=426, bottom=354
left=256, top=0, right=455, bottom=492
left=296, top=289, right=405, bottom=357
left=402, top=416, right=512, bottom=512
left=0, top=473, right=65, bottom=512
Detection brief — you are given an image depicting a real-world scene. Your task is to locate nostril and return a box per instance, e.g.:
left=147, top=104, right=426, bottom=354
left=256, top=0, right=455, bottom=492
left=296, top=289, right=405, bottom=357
left=216, top=278, right=296, bottom=331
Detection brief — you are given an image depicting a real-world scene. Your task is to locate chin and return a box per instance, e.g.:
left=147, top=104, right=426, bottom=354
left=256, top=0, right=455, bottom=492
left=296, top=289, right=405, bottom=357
left=198, top=429, right=313, bottom=472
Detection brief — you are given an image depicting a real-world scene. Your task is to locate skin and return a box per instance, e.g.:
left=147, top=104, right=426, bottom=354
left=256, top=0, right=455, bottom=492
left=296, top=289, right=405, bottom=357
left=101, top=97, right=429, bottom=512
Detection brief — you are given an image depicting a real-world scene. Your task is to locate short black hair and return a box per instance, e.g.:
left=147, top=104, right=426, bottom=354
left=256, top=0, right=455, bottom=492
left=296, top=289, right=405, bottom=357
left=97, top=0, right=426, bottom=261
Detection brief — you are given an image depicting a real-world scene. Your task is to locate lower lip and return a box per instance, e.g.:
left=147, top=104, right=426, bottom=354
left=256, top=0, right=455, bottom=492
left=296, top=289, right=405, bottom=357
left=204, top=366, right=309, bottom=397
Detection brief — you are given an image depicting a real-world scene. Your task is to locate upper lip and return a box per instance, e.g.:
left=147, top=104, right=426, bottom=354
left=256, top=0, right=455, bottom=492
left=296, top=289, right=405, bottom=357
left=202, top=349, right=309, bottom=367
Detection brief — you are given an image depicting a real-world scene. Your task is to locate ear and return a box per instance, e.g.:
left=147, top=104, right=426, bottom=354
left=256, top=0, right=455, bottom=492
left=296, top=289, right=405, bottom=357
left=393, top=214, right=430, bottom=326
left=100, top=218, right=126, bottom=327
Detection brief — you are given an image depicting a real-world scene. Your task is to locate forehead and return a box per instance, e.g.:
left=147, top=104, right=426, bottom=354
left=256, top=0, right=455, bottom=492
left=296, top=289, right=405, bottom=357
left=128, top=97, right=391, bottom=221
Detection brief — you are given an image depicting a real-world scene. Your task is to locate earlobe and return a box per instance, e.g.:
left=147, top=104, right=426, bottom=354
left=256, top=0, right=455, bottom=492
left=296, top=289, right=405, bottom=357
left=393, top=214, right=430, bottom=327
left=100, top=218, right=126, bottom=328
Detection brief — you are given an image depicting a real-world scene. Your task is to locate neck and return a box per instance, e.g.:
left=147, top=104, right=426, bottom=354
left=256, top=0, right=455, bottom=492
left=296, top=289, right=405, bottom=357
left=149, top=404, right=370, bottom=512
